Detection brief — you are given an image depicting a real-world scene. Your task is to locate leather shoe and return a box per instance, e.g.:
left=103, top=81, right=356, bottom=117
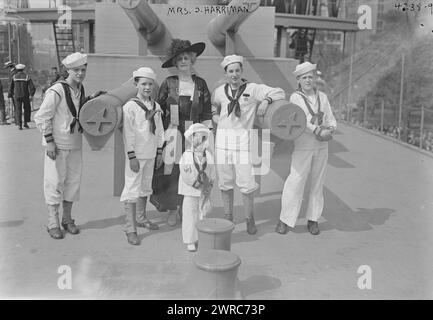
left=246, top=217, right=257, bottom=235
left=48, top=227, right=64, bottom=239
left=62, top=220, right=80, bottom=234
left=23, top=123, right=29, bottom=129
left=137, top=219, right=159, bottom=230
left=126, top=232, right=140, bottom=245
left=307, top=220, right=320, bottom=235
left=276, top=220, right=289, bottom=234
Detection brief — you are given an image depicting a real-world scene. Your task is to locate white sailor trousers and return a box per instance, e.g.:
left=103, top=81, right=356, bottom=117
left=44, top=149, right=83, bottom=205
left=215, top=148, right=259, bottom=194
left=182, top=195, right=211, bottom=244
left=120, top=158, right=155, bottom=203
left=280, top=147, right=328, bottom=228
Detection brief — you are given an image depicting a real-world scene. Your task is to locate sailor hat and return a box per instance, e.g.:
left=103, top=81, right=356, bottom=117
left=62, top=52, right=87, bottom=69
left=220, top=55, right=244, bottom=70
left=293, top=62, right=317, bottom=77
left=132, top=67, right=156, bottom=81
left=15, top=64, right=25, bottom=70
left=184, top=123, right=210, bottom=141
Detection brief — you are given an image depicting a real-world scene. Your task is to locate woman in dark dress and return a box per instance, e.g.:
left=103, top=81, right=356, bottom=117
left=152, top=39, right=213, bottom=226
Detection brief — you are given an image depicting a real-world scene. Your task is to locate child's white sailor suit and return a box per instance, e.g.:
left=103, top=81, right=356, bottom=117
left=120, top=97, right=164, bottom=204
left=179, top=149, right=215, bottom=244
left=212, top=82, right=285, bottom=194
left=34, top=82, right=84, bottom=229
left=279, top=90, right=337, bottom=227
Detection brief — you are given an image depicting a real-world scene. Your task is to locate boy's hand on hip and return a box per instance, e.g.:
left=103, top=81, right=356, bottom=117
left=46, top=142, right=57, bottom=160
left=130, top=158, right=140, bottom=173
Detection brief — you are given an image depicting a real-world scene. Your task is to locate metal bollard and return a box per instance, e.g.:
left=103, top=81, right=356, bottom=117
left=193, top=249, right=241, bottom=299
left=196, top=218, right=235, bottom=252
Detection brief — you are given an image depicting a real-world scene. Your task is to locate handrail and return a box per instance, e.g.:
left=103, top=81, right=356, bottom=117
left=330, top=46, right=401, bottom=101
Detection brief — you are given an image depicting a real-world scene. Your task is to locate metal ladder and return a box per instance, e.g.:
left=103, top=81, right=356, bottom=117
left=53, top=22, right=76, bottom=68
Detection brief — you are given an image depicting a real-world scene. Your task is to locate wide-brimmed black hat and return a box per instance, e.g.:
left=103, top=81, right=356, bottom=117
left=161, top=39, right=205, bottom=69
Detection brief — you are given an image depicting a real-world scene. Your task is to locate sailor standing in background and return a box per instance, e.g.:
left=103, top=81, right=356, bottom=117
left=276, top=62, right=337, bottom=235
left=8, top=63, right=35, bottom=129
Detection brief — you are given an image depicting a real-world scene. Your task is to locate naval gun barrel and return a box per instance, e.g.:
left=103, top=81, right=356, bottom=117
left=207, top=0, right=261, bottom=47
left=255, top=100, right=307, bottom=141
left=79, top=79, right=137, bottom=151
left=118, top=0, right=166, bottom=45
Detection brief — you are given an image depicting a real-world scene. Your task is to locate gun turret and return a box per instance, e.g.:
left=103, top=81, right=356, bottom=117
left=118, top=0, right=166, bottom=45
left=79, top=79, right=137, bottom=151
left=207, top=0, right=261, bottom=47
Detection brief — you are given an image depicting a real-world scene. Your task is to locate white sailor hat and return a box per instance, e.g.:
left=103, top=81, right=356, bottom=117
left=15, top=64, right=25, bottom=70
left=132, top=67, right=156, bottom=81
left=221, top=55, right=244, bottom=70
left=62, top=52, right=87, bottom=69
left=293, top=62, right=317, bottom=77
left=184, top=123, right=210, bottom=141
left=3, top=61, right=14, bottom=69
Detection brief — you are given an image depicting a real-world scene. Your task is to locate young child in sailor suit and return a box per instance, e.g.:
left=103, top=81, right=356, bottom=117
left=120, top=67, right=165, bottom=245
left=178, top=123, right=215, bottom=252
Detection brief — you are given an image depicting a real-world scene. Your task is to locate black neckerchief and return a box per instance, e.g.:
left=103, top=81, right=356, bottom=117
left=193, top=150, right=208, bottom=183
left=58, top=81, right=86, bottom=134
left=296, top=89, right=323, bottom=125
left=224, top=83, right=247, bottom=118
left=193, top=150, right=207, bottom=174
left=130, top=97, right=158, bottom=135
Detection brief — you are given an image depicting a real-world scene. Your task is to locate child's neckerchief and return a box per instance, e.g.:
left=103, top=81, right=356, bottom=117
left=130, top=97, right=158, bottom=134
left=296, top=89, right=323, bottom=126
left=57, top=81, right=86, bottom=134
left=193, top=150, right=211, bottom=208
left=224, top=82, right=248, bottom=118
left=192, top=150, right=207, bottom=178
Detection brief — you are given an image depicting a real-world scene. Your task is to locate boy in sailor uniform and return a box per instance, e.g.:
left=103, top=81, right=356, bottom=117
left=276, top=62, right=337, bottom=235
left=34, top=52, right=104, bottom=239
left=212, top=55, right=285, bottom=235
left=120, top=67, right=165, bottom=245
left=178, top=123, right=215, bottom=252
